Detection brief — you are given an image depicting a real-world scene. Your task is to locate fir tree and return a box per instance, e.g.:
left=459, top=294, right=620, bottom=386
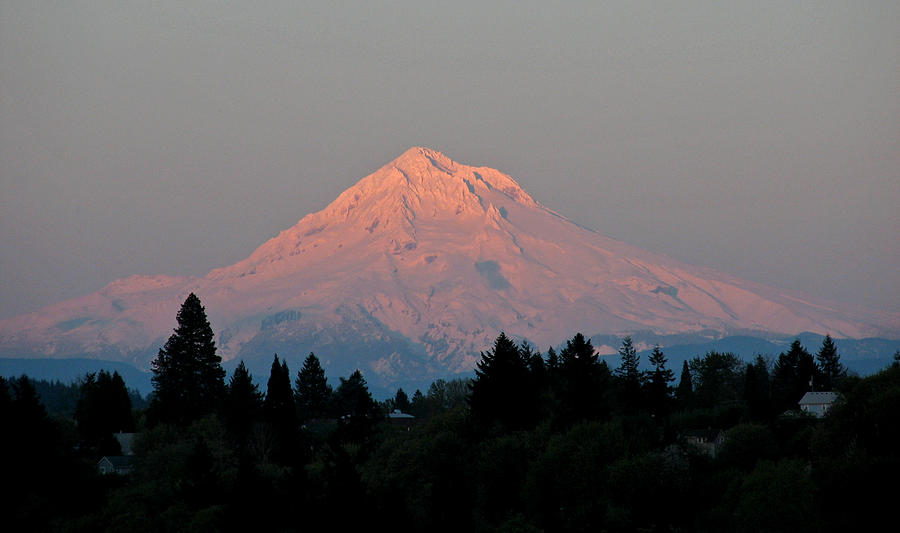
left=676, top=360, right=693, bottom=408
left=223, top=360, right=262, bottom=441
left=264, top=355, right=297, bottom=463
left=75, top=370, right=133, bottom=454
left=334, top=370, right=381, bottom=442
left=773, top=339, right=819, bottom=412
left=816, top=335, right=846, bottom=390
left=294, top=352, right=332, bottom=420
left=392, top=388, right=411, bottom=413
left=744, top=355, right=772, bottom=422
left=646, top=344, right=674, bottom=418
left=150, top=293, right=225, bottom=425
left=467, top=332, right=535, bottom=430
left=615, top=336, right=644, bottom=413
left=546, top=346, right=559, bottom=372
left=557, top=332, right=612, bottom=425
left=689, top=351, right=744, bottom=408
left=334, top=370, right=380, bottom=419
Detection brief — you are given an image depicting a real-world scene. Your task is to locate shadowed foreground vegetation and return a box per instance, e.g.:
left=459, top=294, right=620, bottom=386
left=3, top=294, right=898, bottom=532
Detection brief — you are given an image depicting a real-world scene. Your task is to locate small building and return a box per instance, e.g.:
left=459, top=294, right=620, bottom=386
left=388, top=409, right=416, bottom=429
left=684, top=429, right=725, bottom=458
left=98, top=455, right=134, bottom=475
left=798, top=391, right=839, bottom=418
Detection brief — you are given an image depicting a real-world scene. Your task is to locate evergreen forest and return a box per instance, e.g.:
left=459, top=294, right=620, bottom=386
left=3, top=294, right=899, bottom=532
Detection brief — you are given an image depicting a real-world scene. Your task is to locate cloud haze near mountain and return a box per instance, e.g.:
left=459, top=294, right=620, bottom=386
left=1, top=1, right=898, bottom=320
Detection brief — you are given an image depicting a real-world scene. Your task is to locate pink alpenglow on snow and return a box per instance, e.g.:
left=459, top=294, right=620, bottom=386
left=1, top=148, right=897, bottom=380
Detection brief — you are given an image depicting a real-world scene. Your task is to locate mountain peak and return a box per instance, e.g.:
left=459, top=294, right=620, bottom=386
left=390, top=146, right=456, bottom=172
left=317, top=148, right=539, bottom=226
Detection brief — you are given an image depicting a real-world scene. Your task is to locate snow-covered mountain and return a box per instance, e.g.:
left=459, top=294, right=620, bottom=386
left=1, top=148, right=897, bottom=383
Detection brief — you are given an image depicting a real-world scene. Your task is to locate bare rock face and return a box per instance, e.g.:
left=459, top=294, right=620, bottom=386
left=1, top=147, right=897, bottom=383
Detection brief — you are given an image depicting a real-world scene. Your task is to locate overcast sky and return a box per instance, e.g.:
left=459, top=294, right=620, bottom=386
left=1, top=1, right=898, bottom=320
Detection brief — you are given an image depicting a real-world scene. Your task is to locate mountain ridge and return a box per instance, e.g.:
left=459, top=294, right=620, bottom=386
left=1, top=148, right=897, bottom=386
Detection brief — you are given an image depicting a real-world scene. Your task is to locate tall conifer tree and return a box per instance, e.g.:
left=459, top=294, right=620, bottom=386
left=646, top=344, right=674, bottom=418
left=615, top=336, right=644, bottom=413
left=467, top=332, right=534, bottom=430
left=150, top=293, right=225, bottom=425
left=295, top=352, right=332, bottom=420
left=676, top=360, right=693, bottom=408
left=558, top=332, right=611, bottom=425
left=816, top=335, right=846, bottom=390
left=223, top=360, right=262, bottom=441
left=265, top=355, right=297, bottom=463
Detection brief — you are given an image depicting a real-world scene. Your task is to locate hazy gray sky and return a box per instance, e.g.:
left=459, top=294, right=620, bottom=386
left=1, top=1, right=898, bottom=319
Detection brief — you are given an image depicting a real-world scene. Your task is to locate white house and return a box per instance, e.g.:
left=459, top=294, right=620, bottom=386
left=798, top=391, right=839, bottom=418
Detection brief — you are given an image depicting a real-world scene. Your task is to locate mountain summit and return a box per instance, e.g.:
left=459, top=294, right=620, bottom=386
left=1, top=148, right=897, bottom=384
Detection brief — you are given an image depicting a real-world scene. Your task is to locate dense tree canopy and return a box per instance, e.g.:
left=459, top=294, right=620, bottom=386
left=557, top=333, right=612, bottom=425
left=646, top=344, right=674, bottom=418
left=816, top=335, right=847, bottom=391
left=75, top=370, right=133, bottom=454
left=295, top=352, right=332, bottom=421
left=222, top=360, right=262, bottom=442
left=150, top=293, right=225, bottom=425
left=468, top=332, right=536, bottom=430
left=615, top=336, right=644, bottom=413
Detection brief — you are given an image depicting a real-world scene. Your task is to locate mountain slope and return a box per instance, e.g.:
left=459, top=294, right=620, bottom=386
left=1, top=147, right=897, bottom=383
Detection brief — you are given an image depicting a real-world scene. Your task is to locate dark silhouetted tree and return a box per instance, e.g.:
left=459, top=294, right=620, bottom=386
left=615, top=336, right=644, bottom=413
left=294, top=352, right=332, bottom=421
left=334, top=370, right=381, bottom=442
left=75, top=370, right=133, bottom=454
left=264, top=355, right=297, bottom=463
left=772, top=340, right=818, bottom=412
left=676, top=360, right=693, bottom=408
left=222, top=360, right=262, bottom=443
left=546, top=346, right=559, bottom=372
left=468, top=332, right=536, bottom=430
left=557, top=333, right=612, bottom=425
left=150, top=293, right=225, bottom=425
left=743, top=355, right=772, bottom=422
left=392, top=388, right=411, bottom=413
left=690, top=351, right=744, bottom=409
left=646, top=344, right=674, bottom=419
left=816, top=335, right=846, bottom=391
left=409, top=389, right=425, bottom=417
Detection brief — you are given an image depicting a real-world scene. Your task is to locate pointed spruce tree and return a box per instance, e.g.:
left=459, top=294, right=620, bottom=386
left=772, top=339, right=818, bottom=413
left=467, top=332, right=535, bottom=430
left=265, top=355, right=298, bottom=463
left=334, top=369, right=381, bottom=442
left=615, top=336, right=644, bottom=413
left=222, top=360, right=263, bottom=442
left=150, top=293, right=225, bottom=425
left=391, top=388, right=411, bottom=413
left=557, top=332, right=612, bottom=425
left=743, top=355, right=772, bottom=422
left=294, top=352, right=332, bottom=421
left=75, top=370, right=133, bottom=454
left=646, top=344, right=675, bottom=419
left=676, top=360, right=693, bottom=409
left=816, top=335, right=847, bottom=391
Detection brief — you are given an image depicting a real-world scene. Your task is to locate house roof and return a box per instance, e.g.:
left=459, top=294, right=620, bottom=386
left=799, top=391, right=838, bottom=405
left=99, top=455, right=133, bottom=468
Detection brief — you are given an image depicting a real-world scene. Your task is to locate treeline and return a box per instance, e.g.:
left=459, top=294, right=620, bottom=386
left=3, top=293, right=898, bottom=531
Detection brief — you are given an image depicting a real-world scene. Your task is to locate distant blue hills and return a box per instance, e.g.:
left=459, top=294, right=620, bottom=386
left=2, top=333, right=897, bottom=398
left=0, top=357, right=153, bottom=395
left=593, top=332, right=898, bottom=378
